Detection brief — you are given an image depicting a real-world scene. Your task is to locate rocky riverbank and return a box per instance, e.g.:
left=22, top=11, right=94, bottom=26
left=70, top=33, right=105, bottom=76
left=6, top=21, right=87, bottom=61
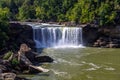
left=0, top=22, right=120, bottom=79
left=0, top=44, right=53, bottom=80
left=83, top=24, right=120, bottom=48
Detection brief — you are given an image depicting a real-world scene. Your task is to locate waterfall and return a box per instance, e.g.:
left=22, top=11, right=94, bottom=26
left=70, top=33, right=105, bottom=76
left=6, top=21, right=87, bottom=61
left=30, top=23, right=83, bottom=48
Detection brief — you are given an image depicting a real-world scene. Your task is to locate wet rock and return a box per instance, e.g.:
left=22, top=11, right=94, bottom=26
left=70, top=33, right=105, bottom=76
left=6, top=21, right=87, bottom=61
left=19, top=44, right=54, bottom=63
left=19, top=44, right=36, bottom=63
left=29, top=65, right=49, bottom=73
left=0, top=73, right=16, bottom=80
left=0, top=65, right=7, bottom=73
left=29, top=65, right=42, bottom=73
left=19, top=44, right=31, bottom=53
left=0, top=59, right=13, bottom=72
left=18, top=44, right=50, bottom=73
left=106, top=42, right=119, bottom=48
left=25, top=51, right=37, bottom=63
left=99, top=41, right=106, bottom=47
left=36, top=56, right=54, bottom=63
left=15, top=77, right=30, bottom=80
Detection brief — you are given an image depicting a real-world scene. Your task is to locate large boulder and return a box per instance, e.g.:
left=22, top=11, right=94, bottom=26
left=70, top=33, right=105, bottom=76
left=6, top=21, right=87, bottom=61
left=36, top=56, right=54, bottom=63
left=19, top=44, right=54, bottom=63
left=0, top=73, right=16, bottom=80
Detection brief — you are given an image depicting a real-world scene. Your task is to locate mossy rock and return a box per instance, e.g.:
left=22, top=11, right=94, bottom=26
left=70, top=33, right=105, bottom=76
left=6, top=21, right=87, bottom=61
left=11, top=58, right=19, bottom=65
left=3, top=51, right=13, bottom=60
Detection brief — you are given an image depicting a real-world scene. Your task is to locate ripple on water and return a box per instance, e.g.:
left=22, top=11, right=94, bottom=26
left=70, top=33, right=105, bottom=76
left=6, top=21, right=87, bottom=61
left=50, top=69, right=73, bottom=79
left=51, top=69, right=67, bottom=75
left=104, top=67, right=115, bottom=71
left=81, top=61, right=116, bottom=71
left=81, top=61, right=101, bottom=71
left=55, top=58, right=83, bottom=66
left=85, top=68, right=97, bottom=71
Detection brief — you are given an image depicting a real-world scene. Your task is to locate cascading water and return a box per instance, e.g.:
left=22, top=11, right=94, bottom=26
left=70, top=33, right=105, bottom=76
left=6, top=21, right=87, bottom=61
left=29, top=23, right=83, bottom=48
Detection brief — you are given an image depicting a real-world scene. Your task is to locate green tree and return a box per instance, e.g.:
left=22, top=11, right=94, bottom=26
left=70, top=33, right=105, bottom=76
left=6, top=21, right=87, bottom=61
left=0, top=20, right=9, bottom=49
left=0, top=7, right=10, bottom=20
left=35, top=6, right=46, bottom=20
left=18, top=0, right=35, bottom=20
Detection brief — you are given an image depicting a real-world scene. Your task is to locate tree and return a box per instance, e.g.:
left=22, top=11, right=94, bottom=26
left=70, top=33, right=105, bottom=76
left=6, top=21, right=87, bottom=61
left=35, top=6, right=46, bottom=20
left=0, top=20, right=9, bottom=49
left=0, top=7, right=10, bottom=21
left=18, top=0, right=35, bottom=20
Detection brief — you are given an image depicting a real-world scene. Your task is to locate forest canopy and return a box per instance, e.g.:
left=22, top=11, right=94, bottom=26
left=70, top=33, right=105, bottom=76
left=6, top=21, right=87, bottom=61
left=0, top=0, right=120, bottom=25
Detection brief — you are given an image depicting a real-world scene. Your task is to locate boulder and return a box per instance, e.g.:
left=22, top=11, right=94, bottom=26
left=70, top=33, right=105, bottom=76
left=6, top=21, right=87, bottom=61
left=18, top=44, right=50, bottom=73
left=29, top=65, right=49, bottom=73
left=0, top=65, right=7, bottom=73
left=0, top=73, right=16, bottom=80
left=25, top=51, right=37, bottom=63
left=0, top=59, right=13, bottom=72
left=36, top=56, right=54, bottom=63
left=19, top=44, right=31, bottom=53
left=19, top=44, right=37, bottom=63
left=19, top=44, right=54, bottom=63
left=106, top=42, right=119, bottom=48
left=15, top=77, right=30, bottom=80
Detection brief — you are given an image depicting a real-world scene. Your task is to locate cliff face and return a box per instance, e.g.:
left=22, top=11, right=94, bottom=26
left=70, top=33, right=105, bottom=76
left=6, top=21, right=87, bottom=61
left=8, top=22, right=120, bottom=49
left=82, top=25, right=99, bottom=46
left=82, top=25, right=120, bottom=48
left=8, top=23, right=35, bottom=50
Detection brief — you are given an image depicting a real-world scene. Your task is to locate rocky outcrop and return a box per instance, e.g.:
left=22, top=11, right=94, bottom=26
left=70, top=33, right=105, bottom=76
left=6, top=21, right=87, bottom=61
left=0, top=44, right=53, bottom=79
left=35, top=56, right=54, bottom=63
left=8, top=23, right=35, bottom=51
left=82, top=24, right=99, bottom=46
left=18, top=44, right=50, bottom=73
left=83, top=24, right=120, bottom=48
left=0, top=73, right=16, bottom=80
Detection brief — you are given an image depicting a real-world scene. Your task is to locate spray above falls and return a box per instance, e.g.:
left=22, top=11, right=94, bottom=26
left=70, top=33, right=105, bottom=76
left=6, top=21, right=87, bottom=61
left=29, top=23, right=83, bottom=48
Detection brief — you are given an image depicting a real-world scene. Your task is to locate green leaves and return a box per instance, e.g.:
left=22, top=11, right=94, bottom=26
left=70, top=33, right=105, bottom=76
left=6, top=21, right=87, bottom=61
left=0, top=20, right=9, bottom=49
left=0, top=0, right=119, bottom=25
left=0, top=7, right=10, bottom=21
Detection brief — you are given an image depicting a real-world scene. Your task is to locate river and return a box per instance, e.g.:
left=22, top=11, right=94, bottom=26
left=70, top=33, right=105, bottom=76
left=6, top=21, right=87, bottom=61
left=19, top=47, right=120, bottom=80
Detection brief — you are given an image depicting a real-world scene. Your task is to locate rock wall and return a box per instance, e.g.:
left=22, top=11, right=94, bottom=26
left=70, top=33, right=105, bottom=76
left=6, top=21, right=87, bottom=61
left=8, top=23, right=35, bottom=50
left=82, top=24, right=120, bottom=48
left=82, top=24, right=99, bottom=46
left=8, top=22, right=120, bottom=49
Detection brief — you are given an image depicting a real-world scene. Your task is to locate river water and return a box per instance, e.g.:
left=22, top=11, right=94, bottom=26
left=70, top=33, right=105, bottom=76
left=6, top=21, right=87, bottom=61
left=20, top=47, right=120, bottom=80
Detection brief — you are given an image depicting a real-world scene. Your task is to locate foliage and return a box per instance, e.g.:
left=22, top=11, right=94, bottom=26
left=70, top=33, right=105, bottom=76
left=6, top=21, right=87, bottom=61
left=3, top=51, right=19, bottom=65
left=0, top=20, right=9, bottom=49
left=0, top=0, right=119, bottom=25
left=3, top=51, right=13, bottom=60
left=0, top=7, right=10, bottom=20
left=11, top=58, right=19, bottom=65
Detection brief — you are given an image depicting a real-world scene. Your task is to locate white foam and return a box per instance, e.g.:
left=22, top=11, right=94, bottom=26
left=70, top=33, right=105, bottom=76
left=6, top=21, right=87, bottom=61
left=104, top=67, right=115, bottom=71
left=85, top=68, right=97, bottom=71
left=53, top=45, right=85, bottom=49
left=56, top=58, right=83, bottom=66
left=88, top=63, right=100, bottom=69
left=51, top=69, right=67, bottom=75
